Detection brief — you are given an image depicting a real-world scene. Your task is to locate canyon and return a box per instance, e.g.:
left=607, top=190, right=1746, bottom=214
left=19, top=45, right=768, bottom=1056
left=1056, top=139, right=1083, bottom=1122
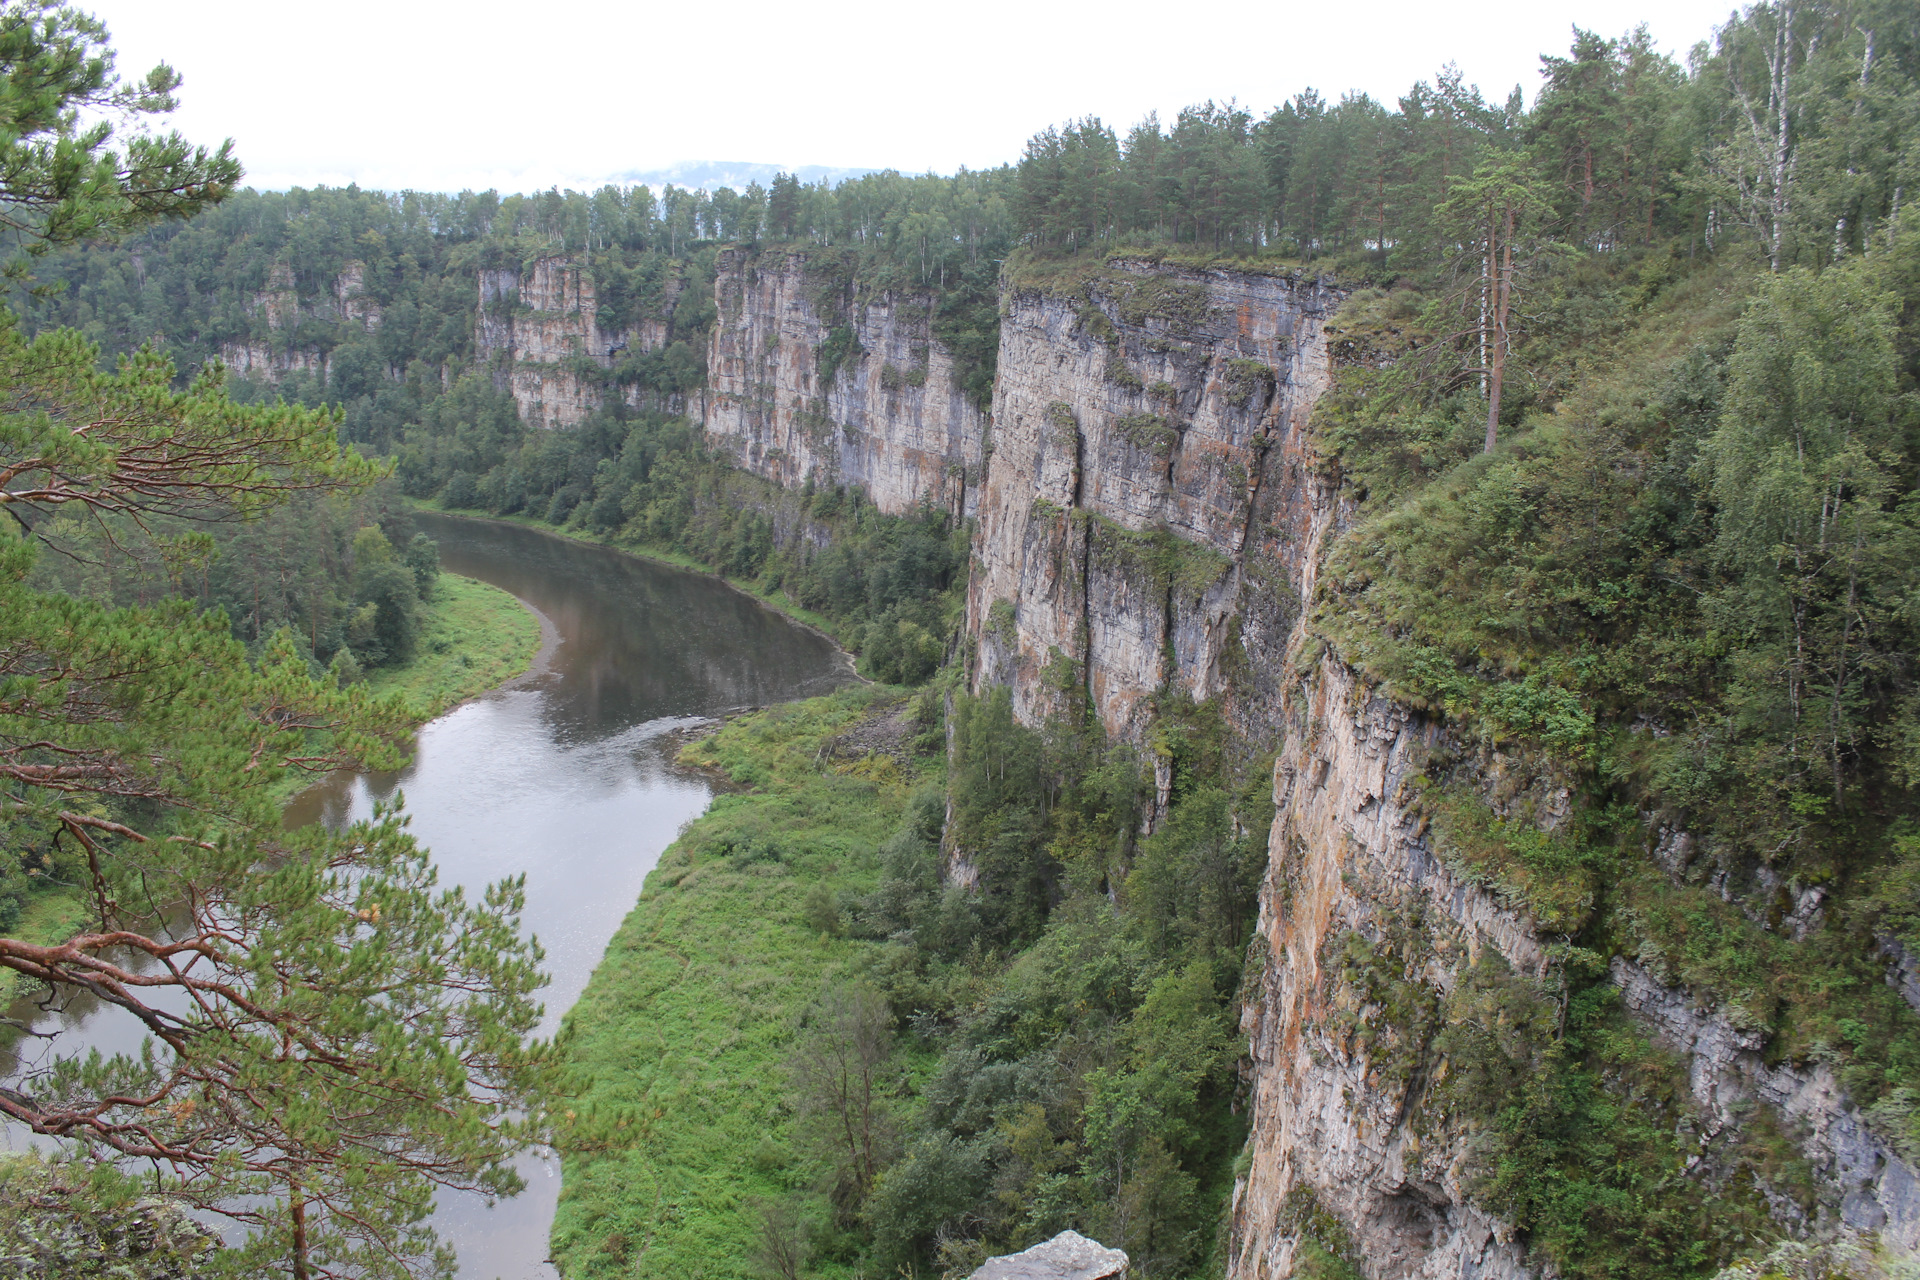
left=223, top=245, right=1918, bottom=1278
left=692, top=250, right=1920, bottom=1276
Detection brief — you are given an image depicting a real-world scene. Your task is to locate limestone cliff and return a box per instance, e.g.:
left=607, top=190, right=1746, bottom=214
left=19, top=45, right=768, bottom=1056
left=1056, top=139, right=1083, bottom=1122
left=218, top=260, right=381, bottom=381
left=1230, top=657, right=1543, bottom=1280
left=702, top=248, right=986, bottom=518
left=475, top=255, right=684, bottom=429
left=963, top=259, right=1340, bottom=751
left=946, top=256, right=1920, bottom=1278
left=1225, top=652, right=1920, bottom=1277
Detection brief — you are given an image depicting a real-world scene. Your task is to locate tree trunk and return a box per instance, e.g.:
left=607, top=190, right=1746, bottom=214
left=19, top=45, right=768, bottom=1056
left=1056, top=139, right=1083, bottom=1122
left=1484, top=204, right=1514, bottom=453
left=292, top=1180, right=310, bottom=1280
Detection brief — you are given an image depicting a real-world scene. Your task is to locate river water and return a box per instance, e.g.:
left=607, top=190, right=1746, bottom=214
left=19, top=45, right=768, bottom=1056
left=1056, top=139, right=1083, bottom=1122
left=6, top=514, right=852, bottom=1280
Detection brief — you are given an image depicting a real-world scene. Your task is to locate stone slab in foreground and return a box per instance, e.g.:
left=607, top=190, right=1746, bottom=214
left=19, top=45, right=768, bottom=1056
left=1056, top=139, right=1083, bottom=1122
left=969, top=1230, right=1129, bottom=1280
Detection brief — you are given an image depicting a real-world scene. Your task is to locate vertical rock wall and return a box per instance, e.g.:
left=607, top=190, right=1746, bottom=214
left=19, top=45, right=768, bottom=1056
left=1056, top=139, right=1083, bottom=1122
left=1230, top=655, right=1545, bottom=1280
left=475, top=256, right=684, bottom=429
left=964, top=260, right=1341, bottom=746
left=702, top=249, right=986, bottom=519
left=948, top=256, right=1920, bottom=1278
left=218, top=260, right=382, bottom=381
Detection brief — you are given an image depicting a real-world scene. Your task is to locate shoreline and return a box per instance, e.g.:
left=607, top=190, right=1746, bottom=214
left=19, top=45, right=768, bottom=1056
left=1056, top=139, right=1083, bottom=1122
left=356, top=572, right=548, bottom=728
left=414, top=501, right=865, bottom=683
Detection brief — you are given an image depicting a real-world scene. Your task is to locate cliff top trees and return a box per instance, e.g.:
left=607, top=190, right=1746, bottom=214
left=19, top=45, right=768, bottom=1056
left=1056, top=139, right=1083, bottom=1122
left=1434, top=157, right=1557, bottom=451
left=0, top=6, right=555, bottom=1278
left=1701, top=260, right=1917, bottom=821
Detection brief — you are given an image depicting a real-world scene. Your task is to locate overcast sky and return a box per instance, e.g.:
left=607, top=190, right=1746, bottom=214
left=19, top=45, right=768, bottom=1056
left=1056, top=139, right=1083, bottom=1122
left=86, top=0, right=1744, bottom=195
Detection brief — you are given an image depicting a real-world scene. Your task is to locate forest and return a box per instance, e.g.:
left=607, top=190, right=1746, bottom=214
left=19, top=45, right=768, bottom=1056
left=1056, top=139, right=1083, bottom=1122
left=6, top=1, right=1920, bottom=1279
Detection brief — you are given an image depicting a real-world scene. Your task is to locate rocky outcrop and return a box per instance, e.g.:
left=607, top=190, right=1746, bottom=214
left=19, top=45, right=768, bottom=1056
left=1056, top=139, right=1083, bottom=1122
left=476, top=256, right=684, bottom=429
left=970, top=1231, right=1128, bottom=1280
left=1613, top=959, right=1920, bottom=1249
left=702, top=248, right=986, bottom=518
left=921, top=253, right=1920, bottom=1277
left=964, top=260, right=1341, bottom=747
left=0, top=1154, right=218, bottom=1277
left=218, top=260, right=381, bottom=382
left=1224, top=564, right=1920, bottom=1279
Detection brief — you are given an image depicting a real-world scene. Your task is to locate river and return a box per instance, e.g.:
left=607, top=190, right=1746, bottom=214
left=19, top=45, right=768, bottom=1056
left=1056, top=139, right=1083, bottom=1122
left=6, top=513, right=853, bottom=1280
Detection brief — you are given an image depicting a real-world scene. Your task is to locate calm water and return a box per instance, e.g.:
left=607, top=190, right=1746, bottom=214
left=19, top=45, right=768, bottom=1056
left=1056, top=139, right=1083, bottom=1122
left=7, top=514, right=851, bottom=1280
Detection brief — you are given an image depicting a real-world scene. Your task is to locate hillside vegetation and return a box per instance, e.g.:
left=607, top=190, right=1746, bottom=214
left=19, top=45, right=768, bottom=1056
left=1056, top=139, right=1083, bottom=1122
left=13, top=1, right=1920, bottom=1277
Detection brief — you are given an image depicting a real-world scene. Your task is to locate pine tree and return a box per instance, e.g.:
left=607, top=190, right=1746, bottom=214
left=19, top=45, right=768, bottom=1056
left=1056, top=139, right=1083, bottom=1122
left=0, top=7, right=559, bottom=1277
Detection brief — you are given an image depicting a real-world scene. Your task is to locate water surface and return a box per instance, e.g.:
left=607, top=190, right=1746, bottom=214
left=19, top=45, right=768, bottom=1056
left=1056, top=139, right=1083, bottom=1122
left=10, top=515, right=851, bottom=1280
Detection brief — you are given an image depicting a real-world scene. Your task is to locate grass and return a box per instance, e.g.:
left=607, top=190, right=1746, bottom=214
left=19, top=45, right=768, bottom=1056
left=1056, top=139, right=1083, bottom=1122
left=549, top=687, right=927, bottom=1280
left=359, top=573, right=543, bottom=720
left=0, top=884, right=84, bottom=1005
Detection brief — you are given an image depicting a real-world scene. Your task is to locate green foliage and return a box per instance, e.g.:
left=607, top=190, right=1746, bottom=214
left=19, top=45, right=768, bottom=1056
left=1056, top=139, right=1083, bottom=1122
left=1698, top=263, right=1919, bottom=825
left=356, top=571, right=541, bottom=720
left=0, top=1153, right=216, bottom=1278
left=1427, top=788, right=1613, bottom=933
left=1222, top=358, right=1274, bottom=408
left=551, top=689, right=922, bottom=1280
left=1009, top=14, right=1916, bottom=273
left=1430, top=952, right=1787, bottom=1279
left=815, top=323, right=859, bottom=389
left=1113, top=412, right=1180, bottom=458
left=843, top=693, right=1265, bottom=1278
left=0, top=2, right=237, bottom=287
left=1277, top=1187, right=1363, bottom=1280
left=1104, top=348, right=1144, bottom=390
left=1089, top=514, right=1231, bottom=598
left=0, top=414, right=555, bottom=1278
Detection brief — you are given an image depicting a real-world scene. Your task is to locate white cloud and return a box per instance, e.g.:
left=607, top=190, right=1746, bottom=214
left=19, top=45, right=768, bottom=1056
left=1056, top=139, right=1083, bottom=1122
left=86, top=0, right=1741, bottom=193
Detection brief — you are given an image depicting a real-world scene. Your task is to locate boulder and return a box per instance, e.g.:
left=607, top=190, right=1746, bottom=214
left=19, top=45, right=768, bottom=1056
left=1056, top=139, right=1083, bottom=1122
left=969, top=1230, right=1128, bottom=1280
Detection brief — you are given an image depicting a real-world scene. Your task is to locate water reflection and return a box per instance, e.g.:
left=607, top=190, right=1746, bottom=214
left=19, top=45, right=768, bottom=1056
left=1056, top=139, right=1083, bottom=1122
left=7, top=516, right=852, bottom=1280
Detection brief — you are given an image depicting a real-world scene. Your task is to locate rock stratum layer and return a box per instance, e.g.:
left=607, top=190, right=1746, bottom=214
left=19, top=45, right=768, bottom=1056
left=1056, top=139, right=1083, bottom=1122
left=701, top=248, right=986, bottom=518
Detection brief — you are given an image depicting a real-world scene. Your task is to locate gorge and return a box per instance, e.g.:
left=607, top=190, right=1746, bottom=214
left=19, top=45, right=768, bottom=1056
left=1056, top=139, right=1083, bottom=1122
left=11, top=7, right=1920, bottom=1278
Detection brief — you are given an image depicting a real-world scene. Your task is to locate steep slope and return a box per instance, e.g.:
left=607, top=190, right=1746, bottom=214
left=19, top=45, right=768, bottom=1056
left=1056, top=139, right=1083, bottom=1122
left=476, top=255, right=690, bottom=428
left=217, top=259, right=382, bottom=380
left=955, top=254, right=1920, bottom=1278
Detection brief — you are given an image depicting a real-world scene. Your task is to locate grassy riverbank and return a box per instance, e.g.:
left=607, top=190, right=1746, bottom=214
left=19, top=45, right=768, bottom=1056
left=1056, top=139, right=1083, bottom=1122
left=550, top=687, right=933, bottom=1280
left=358, top=572, right=544, bottom=719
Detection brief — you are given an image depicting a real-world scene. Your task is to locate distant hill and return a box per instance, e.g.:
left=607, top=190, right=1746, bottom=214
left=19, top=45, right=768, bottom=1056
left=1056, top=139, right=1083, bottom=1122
left=610, top=161, right=883, bottom=192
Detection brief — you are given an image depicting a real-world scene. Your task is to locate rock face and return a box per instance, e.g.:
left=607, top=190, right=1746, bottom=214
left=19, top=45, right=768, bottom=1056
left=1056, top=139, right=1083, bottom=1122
left=935, top=255, right=1920, bottom=1276
left=1229, top=658, right=1543, bottom=1280
left=970, top=1230, right=1129, bottom=1280
left=219, top=260, right=381, bottom=381
left=702, top=248, right=986, bottom=518
left=1225, top=651, right=1920, bottom=1278
left=475, top=256, right=684, bottom=429
left=964, top=260, right=1341, bottom=748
